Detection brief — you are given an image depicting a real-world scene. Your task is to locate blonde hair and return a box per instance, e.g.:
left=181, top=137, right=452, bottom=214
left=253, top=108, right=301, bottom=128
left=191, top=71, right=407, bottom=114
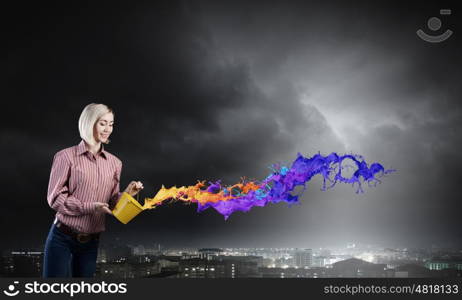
left=78, top=103, right=114, bottom=146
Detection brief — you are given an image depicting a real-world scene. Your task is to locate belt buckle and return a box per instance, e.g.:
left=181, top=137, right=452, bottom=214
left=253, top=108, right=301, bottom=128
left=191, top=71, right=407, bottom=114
left=76, top=233, right=91, bottom=243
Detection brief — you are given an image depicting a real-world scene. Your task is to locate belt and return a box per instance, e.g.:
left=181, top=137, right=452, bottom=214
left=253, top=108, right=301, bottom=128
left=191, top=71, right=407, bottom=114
left=56, top=221, right=100, bottom=243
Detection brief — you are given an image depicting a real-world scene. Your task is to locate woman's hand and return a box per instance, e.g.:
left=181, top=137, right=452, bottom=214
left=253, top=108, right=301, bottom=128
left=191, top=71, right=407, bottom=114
left=124, top=181, right=144, bottom=196
left=93, top=202, right=112, bottom=215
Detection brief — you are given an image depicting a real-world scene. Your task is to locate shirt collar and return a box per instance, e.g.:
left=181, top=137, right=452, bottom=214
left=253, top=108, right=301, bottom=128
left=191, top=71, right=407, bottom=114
left=77, top=140, right=108, bottom=159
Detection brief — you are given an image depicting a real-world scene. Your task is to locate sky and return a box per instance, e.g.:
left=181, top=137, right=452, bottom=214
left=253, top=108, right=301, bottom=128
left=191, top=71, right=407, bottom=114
left=2, top=0, right=461, bottom=250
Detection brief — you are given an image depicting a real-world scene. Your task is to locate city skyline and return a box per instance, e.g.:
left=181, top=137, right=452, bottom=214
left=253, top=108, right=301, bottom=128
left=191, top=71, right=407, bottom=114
left=3, top=243, right=462, bottom=278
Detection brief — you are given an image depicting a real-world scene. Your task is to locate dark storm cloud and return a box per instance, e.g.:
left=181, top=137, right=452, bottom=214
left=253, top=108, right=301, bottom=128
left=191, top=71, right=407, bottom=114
left=2, top=0, right=461, bottom=249
left=2, top=0, right=342, bottom=248
left=192, top=0, right=462, bottom=247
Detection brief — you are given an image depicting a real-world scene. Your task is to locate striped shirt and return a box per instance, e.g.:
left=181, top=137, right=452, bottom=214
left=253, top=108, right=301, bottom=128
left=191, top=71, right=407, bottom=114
left=47, top=140, right=122, bottom=233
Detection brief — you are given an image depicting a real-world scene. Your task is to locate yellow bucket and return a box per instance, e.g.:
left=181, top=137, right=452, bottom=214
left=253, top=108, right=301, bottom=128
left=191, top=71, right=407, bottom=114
left=112, top=192, right=144, bottom=224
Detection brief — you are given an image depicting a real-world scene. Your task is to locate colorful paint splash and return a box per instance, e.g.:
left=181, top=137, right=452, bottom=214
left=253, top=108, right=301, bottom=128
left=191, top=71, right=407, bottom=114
left=143, top=152, right=395, bottom=219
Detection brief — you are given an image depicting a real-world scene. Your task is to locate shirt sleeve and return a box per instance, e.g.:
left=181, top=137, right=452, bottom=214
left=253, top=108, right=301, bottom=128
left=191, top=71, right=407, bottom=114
left=108, top=161, right=123, bottom=210
left=47, top=151, right=95, bottom=216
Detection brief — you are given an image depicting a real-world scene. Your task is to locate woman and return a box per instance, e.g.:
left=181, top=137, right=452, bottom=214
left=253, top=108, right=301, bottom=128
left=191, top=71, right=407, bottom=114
left=43, top=103, right=143, bottom=277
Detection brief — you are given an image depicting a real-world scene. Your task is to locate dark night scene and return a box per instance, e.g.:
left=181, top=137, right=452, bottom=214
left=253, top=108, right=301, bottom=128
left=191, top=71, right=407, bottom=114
left=1, top=0, right=462, bottom=283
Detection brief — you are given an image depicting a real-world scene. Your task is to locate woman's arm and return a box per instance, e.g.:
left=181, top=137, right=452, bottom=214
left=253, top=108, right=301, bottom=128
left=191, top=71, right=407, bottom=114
left=47, top=151, right=96, bottom=216
left=108, top=161, right=123, bottom=210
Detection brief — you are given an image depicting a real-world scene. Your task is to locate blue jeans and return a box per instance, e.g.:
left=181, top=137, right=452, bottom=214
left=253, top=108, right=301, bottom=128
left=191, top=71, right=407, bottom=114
left=42, top=223, right=99, bottom=278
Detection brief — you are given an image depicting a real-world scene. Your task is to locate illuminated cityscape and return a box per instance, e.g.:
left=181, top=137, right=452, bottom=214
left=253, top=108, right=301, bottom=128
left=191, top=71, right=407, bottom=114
left=2, top=243, right=462, bottom=278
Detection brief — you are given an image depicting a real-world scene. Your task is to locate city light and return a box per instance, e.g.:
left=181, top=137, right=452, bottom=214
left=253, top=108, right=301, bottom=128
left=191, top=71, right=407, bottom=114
left=2, top=243, right=462, bottom=278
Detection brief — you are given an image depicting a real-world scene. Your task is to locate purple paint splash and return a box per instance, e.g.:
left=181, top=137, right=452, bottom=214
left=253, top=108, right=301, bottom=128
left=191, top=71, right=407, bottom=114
left=195, top=152, right=396, bottom=219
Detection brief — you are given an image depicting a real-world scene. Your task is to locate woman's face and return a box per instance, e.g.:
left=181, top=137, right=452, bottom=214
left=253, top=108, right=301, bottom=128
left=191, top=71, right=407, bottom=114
left=93, top=112, right=114, bottom=144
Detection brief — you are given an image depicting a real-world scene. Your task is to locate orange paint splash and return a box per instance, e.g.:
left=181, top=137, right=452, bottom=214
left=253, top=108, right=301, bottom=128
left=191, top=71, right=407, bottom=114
left=142, top=180, right=262, bottom=209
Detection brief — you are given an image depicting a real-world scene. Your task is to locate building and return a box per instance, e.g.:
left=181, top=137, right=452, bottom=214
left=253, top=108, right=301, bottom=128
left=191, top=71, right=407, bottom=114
left=395, top=264, right=431, bottom=278
left=396, top=263, right=462, bottom=278
left=180, top=259, right=226, bottom=278
left=3, top=251, right=43, bottom=277
left=96, top=255, right=182, bottom=278
left=179, top=257, right=259, bottom=278
left=97, top=247, right=107, bottom=263
left=331, top=258, right=390, bottom=278
left=312, top=256, right=329, bottom=268
left=294, top=249, right=312, bottom=268
left=198, top=248, right=223, bottom=260
left=218, top=255, right=264, bottom=267
left=97, top=261, right=162, bottom=278
left=259, top=267, right=331, bottom=278
left=425, top=257, right=462, bottom=271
